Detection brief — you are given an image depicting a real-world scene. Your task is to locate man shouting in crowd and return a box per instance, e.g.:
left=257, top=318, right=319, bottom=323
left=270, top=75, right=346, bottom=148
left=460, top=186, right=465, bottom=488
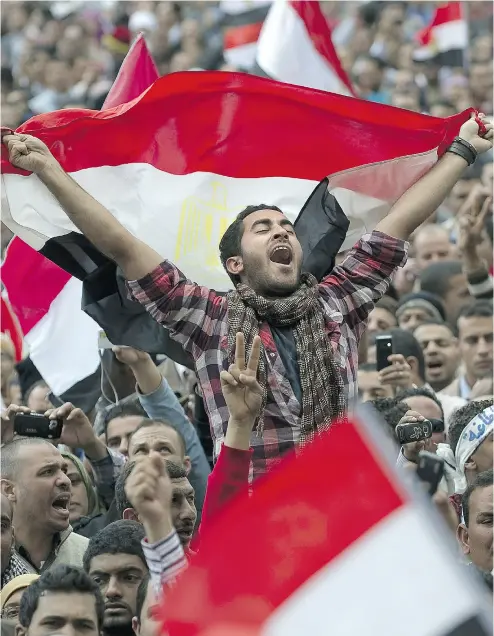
left=3, top=115, right=493, bottom=478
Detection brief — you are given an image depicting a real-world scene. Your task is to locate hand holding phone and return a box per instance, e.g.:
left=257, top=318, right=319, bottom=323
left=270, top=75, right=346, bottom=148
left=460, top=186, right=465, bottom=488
left=396, top=410, right=434, bottom=463
left=13, top=411, right=63, bottom=440
left=375, top=335, right=393, bottom=372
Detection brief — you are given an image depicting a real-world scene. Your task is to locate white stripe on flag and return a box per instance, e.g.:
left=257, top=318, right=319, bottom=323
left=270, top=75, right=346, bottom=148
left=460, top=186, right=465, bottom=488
left=257, top=0, right=351, bottom=94
left=26, top=277, right=101, bottom=395
left=264, top=505, right=482, bottom=636
left=2, top=150, right=438, bottom=292
left=224, top=41, right=260, bottom=67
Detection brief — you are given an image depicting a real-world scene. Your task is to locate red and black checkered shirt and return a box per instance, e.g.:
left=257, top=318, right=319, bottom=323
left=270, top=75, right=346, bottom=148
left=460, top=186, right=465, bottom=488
left=128, top=230, right=408, bottom=479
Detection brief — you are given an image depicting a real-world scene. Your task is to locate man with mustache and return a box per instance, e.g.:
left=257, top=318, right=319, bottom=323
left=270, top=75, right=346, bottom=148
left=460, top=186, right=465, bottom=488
left=83, top=520, right=148, bottom=636
left=3, top=115, right=492, bottom=478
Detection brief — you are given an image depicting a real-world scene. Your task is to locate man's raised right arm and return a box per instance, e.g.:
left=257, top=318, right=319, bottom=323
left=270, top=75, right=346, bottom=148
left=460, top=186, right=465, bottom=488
left=3, top=133, right=161, bottom=280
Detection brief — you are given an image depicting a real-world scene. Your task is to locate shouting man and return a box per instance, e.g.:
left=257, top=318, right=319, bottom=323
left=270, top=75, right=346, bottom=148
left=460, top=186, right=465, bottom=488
left=2, top=116, right=492, bottom=478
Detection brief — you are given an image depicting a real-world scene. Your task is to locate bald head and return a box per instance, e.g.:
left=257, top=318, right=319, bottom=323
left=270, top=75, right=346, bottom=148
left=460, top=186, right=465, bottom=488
left=414, top=225, right=456, bottom=271
left=0, top=437, right=55, bottom=481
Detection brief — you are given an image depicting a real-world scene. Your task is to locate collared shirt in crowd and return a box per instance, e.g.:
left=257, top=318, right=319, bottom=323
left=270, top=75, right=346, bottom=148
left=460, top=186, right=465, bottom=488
left=129, top=231, right=408, bottom=479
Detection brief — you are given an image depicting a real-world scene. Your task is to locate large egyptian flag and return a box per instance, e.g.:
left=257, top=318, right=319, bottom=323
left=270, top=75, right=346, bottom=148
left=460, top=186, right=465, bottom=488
left=1, top=72, right=470, bottom=372
left=256, top=0, right=355, bottom=95
left=161, top=410, right=493, bottom=635
left=413, top=1, right=467, bottom=67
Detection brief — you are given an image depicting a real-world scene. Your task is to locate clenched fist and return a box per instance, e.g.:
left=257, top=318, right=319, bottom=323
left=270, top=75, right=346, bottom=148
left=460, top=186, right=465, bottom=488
left=2, top=132, right=58, bottom=174
left=125, top=452, right=173, bottom=542
left=458, top=114, right=493, bottom=155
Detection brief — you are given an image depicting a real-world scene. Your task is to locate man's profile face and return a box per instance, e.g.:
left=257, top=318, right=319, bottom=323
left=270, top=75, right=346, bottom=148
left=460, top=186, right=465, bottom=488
left=17, top=591, right=99, bottom=636
left=229, top=209, right=303, bottom=297
left=170, top=477, right=197, bottom=548
left=458, top=484, right=493, bottom=573
left=88, top=553, right=147, bottom=631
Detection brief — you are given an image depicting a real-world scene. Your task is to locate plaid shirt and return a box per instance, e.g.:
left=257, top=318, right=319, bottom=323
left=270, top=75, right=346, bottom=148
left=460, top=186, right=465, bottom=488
left=128, top=230, right=408, bottom=479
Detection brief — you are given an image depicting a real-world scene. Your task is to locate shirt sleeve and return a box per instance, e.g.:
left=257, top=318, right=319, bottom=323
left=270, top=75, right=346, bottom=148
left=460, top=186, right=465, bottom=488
left=200, top=444, right=252, bottom=529
left=318, top=231, right=408, bottom=337
left=396, top=449, right=412, bottom=469
left=141, top=530, right=188, bottom=595
left=88, top=448, right=126, bottom=508
left=138, top=378, right=210, bottom=518
left=127, top=261, right=226, bottom=354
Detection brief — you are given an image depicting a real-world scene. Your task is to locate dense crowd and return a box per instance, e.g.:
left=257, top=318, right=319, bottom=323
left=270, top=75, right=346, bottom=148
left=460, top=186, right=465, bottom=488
left=1, top=2, right=493, bottom=636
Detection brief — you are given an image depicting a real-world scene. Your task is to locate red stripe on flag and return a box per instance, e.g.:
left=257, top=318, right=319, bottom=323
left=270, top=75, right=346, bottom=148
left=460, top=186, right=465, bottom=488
left=1, top=73, right=469, bottom=183
left=289, top=1, right=356, bottom=96
left=163, top=419, right=406, bottom=634
left=1, top=238, right=70, bottom=334
left=224, top=22, right=264, bottom=49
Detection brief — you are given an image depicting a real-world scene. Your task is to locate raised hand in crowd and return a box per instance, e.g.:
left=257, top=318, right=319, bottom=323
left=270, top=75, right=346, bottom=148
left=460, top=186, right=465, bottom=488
left=221, top=333, right=263, bottom=451
left=396, top=410, right=435, bottom=464
left=125, top=452, right=174, bottom=544
left=112, top=346, right=162, bottom=395
left=457, top=183, right=493, bottom=271
left=378, top=353, right=414, bottom=392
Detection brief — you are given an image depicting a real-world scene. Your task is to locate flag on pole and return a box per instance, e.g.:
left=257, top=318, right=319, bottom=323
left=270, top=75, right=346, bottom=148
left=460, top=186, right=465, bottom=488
left=1, top=72, right=470, bottom=364
left=221, top=1, right=272, bottom=68
left=0, top=34, right=160, bottom=405
left=161, top=411, right=493, bottom=636
left=256, top=0, right=355, bottom=95
left=413, top=1, right=467, bottom=67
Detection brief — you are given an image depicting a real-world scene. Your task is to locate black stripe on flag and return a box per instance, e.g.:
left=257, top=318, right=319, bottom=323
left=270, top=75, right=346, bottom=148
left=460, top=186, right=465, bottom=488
left=38, top=180, right=348, bottom=366
left=221, top=5, right=270, bottom=27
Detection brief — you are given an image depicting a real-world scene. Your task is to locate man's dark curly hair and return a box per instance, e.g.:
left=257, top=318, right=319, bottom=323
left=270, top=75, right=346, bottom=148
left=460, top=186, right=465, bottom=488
left=83, top=520, right=146, bottom=573
left=19, top=565, right=105, bottom=629
left=447, top=399, right=493, bottom=455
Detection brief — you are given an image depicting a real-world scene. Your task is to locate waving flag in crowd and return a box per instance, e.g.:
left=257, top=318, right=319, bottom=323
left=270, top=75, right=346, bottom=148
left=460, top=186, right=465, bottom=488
left=162, top=411, right=493, bottom=636
left=221, top=0, right=272, bottom=68
left=256, top=0, right=355, bottom=95
left=413, top=1, right=467, bottom=67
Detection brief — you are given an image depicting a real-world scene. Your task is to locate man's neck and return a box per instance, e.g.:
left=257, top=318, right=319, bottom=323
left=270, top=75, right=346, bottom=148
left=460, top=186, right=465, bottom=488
left=14, top=518, right=57, bottom=569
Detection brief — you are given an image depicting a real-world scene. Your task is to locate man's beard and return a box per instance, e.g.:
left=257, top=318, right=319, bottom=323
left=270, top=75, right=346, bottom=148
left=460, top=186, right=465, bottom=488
left=103, top=623, right=135, bottom=636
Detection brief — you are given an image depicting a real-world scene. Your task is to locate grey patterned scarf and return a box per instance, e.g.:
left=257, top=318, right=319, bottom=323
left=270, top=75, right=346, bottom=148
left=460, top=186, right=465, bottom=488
left=1, top=551, right=35, bottom=588
left=227, top=272, right=345, bottom=441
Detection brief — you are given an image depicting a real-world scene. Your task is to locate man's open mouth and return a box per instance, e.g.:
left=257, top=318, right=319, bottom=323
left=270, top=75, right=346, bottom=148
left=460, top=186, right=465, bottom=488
left=52, top=493, right=70, bottom=513
left=426, top=360, right=444, bottom=374
left=269, top=244, right=292, bottom=265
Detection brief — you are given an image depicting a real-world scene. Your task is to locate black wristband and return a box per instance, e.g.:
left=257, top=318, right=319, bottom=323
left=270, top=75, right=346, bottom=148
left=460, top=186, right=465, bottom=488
left=446, top=137, right=477, bottom=166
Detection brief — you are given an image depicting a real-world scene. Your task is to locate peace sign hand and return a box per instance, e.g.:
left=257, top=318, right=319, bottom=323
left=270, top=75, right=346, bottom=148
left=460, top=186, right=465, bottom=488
left=221, top=333, right=263, bottom=429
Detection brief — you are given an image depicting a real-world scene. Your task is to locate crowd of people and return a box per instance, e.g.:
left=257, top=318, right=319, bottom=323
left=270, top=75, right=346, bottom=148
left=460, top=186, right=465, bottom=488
left=1, top=1, right=493, bottom=635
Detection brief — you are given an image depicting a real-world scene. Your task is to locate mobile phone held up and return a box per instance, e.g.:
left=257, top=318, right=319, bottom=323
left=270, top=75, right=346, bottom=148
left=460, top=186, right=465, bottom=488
left=395, top=420, right=433, bottom=445
left=13, top=412, right=63, bottom=440
left=375, top=335, right=393, bottom=371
